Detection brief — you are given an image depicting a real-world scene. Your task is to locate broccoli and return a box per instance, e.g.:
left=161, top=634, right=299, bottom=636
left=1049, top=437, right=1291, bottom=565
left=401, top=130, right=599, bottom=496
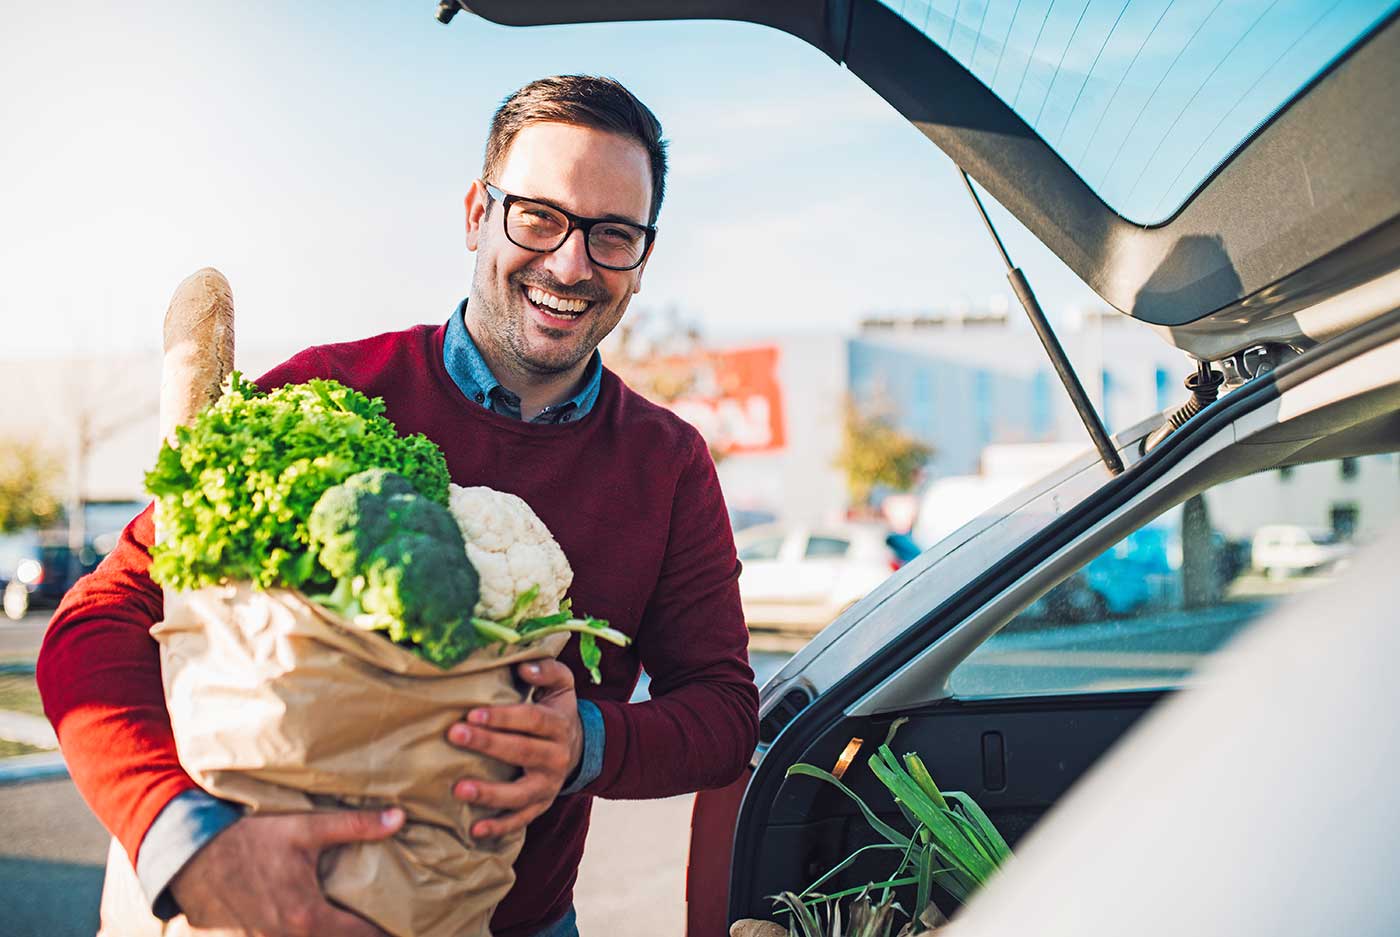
left=307, top=469, right=482, bottom=668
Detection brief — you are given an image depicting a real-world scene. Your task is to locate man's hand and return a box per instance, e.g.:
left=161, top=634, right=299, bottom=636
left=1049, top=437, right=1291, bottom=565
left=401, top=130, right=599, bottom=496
left=448, top=659, right=582, bottom=839
left=169, top=808, right=404, bottom=936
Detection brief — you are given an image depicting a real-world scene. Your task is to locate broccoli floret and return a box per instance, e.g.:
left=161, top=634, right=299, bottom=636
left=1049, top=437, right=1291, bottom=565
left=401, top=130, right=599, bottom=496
left=307, top=469, right=482, bottom=667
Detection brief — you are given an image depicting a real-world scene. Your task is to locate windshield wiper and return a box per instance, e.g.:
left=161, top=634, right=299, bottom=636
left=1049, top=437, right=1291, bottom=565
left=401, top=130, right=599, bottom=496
left=958, top=169, right=1125, bottom=476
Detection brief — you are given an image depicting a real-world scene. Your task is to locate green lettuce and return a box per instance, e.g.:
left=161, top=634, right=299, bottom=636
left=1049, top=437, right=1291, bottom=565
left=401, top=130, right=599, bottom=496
left=146, top=373, right=449, bottom=592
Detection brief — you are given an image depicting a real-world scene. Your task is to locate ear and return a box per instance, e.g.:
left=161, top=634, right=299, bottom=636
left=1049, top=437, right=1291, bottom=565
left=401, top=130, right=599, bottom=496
left=464, top=180, right=489, bottom=252
left=631, top=239, right=656, bottom=295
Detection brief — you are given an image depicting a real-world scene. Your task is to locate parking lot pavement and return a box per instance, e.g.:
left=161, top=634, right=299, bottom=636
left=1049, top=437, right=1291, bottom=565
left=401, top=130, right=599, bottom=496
left=0, top=777, right=108, bottom=937
left=0, top=611, right=48, bottom=662
left=575, top=793, right=694, bottom=935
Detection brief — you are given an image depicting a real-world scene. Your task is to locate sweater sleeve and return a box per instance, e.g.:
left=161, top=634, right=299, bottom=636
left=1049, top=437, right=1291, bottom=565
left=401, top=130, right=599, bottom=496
left=584, top=433, right=760, bottom=800
left=35, top=348, right=332, bottom=869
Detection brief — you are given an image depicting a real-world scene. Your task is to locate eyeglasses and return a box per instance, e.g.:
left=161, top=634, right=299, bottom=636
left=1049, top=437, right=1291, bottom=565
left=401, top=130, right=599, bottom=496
left=482, top=182, right=656, bottom=272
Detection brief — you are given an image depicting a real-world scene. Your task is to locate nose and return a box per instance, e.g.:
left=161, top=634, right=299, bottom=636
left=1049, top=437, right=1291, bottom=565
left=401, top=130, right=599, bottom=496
left=542, top=228, right=594, bottom=285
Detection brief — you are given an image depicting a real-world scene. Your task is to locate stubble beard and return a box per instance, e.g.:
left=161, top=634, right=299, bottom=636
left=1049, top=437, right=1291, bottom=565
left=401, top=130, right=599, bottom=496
left=470, top=268, right=603, bottom=379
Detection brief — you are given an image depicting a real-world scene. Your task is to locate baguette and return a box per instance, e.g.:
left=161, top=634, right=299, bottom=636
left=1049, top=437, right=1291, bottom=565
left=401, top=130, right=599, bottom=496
left=159, top=266, right=235, bottom=445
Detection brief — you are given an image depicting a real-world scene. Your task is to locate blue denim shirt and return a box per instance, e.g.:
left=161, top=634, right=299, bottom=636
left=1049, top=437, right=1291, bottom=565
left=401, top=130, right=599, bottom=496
left=140, top=301, right=606, bottom=932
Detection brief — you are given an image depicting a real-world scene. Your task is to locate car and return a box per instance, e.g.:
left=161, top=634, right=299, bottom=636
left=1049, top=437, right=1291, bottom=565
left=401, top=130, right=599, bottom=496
left=735, top=522, right=903, bottom=635
left=1249, top=523, right=1353, bottom=579
left=448, top=2, right=1400, bottom=933
left=0, top=530, right=107, bottom=621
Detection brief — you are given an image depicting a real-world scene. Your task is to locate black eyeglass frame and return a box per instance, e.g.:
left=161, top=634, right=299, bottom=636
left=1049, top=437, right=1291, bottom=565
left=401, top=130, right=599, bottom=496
left=481, top=181, right=657, bottom=272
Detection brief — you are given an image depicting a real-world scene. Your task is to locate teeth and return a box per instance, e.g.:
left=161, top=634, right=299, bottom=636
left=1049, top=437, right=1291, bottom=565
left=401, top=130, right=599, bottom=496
left=526, top=287, right=589, bottom=316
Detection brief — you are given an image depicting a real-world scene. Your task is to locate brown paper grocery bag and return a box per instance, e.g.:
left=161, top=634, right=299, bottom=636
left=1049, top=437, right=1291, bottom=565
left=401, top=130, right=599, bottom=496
left=100, top=584, right=567, bottom=937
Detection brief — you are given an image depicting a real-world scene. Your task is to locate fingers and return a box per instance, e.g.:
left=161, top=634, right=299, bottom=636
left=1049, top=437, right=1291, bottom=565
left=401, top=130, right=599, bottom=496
left=470, top=802, right=547, bottom=839
left=463, top=700, right=568, bottom=737
left=301, top=807, right=404, bottom=848
left=448, top=723, right=567, bottom=772
left=453, top=774, right=552, bottom=811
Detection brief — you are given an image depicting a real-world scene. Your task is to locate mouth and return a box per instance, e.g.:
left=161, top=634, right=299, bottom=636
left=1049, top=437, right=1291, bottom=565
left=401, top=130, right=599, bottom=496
left=522, top=285, right=595, bottom=323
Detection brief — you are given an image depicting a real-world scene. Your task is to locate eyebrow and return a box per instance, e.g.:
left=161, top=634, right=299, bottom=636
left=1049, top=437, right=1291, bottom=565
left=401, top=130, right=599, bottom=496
left=520, top=191, right=649, bottom=229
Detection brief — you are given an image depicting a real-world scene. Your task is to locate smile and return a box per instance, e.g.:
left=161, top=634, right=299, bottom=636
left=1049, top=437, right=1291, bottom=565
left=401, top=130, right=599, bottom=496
left=524, top=285, right=593, bottom=320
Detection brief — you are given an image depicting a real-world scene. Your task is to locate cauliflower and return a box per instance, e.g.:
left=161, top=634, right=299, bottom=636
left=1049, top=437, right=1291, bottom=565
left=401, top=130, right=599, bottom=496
left=447, top=484, right=574, bottom=621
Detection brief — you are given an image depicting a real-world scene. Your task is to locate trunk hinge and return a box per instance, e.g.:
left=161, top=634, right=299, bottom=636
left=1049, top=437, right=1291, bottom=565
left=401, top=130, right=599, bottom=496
left=958, top=169, right=1125, bottom=476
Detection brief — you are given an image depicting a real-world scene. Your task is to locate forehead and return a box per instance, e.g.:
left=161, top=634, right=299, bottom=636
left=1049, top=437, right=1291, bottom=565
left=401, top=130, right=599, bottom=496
left=495, top=121, right=653, bottom=224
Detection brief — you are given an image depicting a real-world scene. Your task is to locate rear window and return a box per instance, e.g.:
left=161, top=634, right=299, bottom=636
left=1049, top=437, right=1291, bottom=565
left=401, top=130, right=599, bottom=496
left=878, top=0, right=1399, bottom=223
left=739, top=537, right=785, bottom=562
left=804, top=536, right=851, bottom=559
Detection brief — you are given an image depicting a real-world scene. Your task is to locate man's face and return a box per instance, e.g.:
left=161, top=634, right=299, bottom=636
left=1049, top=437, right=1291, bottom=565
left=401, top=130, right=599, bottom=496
left=464, top=121, right=654, bottom=379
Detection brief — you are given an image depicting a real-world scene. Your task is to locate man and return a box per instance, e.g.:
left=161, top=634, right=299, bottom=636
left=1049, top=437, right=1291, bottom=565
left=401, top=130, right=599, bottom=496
left=38, top=75, right=759, bottom=937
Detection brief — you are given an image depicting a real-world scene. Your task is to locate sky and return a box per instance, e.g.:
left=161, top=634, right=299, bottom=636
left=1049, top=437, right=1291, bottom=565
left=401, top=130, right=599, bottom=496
left=0, top=2, right=1108, bottom=362
left=2, top=1, right=1389, bottom=362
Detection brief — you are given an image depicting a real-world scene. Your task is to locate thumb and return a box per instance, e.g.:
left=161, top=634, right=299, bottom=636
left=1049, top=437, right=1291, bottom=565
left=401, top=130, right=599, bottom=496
left=518, top=658, right=574, bottom=692
left=302, top=807, right=404, bottom=849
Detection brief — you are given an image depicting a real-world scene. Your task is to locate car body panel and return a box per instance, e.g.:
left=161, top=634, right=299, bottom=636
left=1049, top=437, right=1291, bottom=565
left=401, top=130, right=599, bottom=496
left=943, top=525, right=1400, bottom=937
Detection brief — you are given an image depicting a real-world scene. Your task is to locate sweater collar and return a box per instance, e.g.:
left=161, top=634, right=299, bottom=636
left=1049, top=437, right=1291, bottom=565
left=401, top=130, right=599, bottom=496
left=443, top=298, right=602, bottom=423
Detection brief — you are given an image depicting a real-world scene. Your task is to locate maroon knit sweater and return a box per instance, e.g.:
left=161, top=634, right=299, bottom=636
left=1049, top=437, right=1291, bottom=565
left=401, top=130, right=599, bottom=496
left=37, top=323, right=759, bottom=936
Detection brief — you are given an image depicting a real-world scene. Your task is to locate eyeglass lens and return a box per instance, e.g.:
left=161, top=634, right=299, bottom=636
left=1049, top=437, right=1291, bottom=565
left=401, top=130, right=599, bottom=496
left=505, top=200, right=646, bottom=269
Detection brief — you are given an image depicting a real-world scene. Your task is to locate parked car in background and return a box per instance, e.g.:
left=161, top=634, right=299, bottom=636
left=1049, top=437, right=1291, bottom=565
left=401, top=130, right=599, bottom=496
left=0, top=530, right=103, bottom=621
left=1250, top=524, right=1353, bottom=578
left=735, top=522, right=901, bottom=635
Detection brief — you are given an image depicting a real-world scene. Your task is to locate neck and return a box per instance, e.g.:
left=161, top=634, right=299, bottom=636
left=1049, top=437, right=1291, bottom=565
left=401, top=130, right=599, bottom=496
left=463, top=318, right=588, bottom=420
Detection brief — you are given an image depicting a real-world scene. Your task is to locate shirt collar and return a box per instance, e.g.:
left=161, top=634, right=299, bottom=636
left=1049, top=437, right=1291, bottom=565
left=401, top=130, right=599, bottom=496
left=443, top=298, right=602, bottom=424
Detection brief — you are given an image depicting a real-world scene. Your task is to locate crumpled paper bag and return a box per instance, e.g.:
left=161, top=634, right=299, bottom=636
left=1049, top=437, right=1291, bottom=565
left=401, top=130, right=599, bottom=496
left=99, top=584, right=567, bottom=937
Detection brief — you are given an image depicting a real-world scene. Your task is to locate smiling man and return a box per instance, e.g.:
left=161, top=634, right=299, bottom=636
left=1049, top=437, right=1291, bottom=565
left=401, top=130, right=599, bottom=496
left=38, top=76, right=759, bottom=937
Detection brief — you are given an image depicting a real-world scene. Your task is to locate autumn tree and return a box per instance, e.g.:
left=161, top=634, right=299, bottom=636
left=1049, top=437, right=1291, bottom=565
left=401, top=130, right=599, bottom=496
left=835, top=395, right=933, bottom=511
left=0, top=440, right=64, bottom=533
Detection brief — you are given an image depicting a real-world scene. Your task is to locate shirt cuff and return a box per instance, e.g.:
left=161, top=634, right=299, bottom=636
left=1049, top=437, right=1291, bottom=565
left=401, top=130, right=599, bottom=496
left=559, top=699, right=604, bottom=796
left=136, top=789, right=244, bottom=920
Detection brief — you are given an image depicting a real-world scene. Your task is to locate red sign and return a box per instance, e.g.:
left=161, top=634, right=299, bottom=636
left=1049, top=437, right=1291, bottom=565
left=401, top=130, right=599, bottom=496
left=668, top=346, right=786, bottom=455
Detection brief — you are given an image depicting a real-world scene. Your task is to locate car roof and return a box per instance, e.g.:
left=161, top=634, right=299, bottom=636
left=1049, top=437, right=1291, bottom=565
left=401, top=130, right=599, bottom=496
left=456, top=1, right=1400, bottom=358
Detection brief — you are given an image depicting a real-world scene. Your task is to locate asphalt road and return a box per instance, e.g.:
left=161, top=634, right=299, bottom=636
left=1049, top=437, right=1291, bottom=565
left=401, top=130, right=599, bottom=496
left=0, top=777, right=109, bottom=937
left=0, top=611, right=48, bottom=662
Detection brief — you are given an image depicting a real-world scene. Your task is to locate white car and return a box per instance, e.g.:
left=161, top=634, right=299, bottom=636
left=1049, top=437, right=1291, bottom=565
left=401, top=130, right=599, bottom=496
left=1250, top=524, right=1353, bottom=578
left=734, top=523, right=899, bottom=636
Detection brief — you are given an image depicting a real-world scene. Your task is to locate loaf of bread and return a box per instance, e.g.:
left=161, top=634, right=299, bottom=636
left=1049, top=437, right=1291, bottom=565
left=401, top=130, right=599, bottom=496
left=159, top=267, right=235, bottom=445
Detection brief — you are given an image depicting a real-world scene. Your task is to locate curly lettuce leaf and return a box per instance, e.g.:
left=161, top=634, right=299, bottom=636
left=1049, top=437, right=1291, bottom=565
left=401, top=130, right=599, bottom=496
left=146, top=373, right=450, bottom=592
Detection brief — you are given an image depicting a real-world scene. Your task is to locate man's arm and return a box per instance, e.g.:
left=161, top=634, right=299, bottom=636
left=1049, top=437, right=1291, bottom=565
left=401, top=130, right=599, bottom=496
left=584, top=431, right=760, bottom=799
left=445, top=430, right=758, bottom=823
left=37, top=503, right=200, bottom=865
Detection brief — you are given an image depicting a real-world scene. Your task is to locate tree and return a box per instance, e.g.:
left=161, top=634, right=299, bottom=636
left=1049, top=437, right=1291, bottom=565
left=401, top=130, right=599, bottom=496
left=835, top=395, right=933, bottom=511
left=0, top=440, right=64, bottom=533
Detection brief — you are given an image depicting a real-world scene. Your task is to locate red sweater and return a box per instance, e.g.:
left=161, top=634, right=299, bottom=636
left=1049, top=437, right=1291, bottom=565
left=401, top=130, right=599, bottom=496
left=38, top=323, right=759, bottom=936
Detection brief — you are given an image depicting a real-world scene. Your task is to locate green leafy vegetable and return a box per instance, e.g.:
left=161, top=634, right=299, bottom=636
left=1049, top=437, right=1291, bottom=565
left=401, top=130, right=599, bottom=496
left=473, top=591, right=629, bottom=684
left=146, top=373, right=450, bottom=592
left=777, top=724, right=1013, bottom=933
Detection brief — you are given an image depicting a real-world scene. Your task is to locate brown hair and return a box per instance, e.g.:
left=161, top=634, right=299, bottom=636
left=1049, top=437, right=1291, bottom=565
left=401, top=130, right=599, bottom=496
left=483, top=75, right=668, bottom=225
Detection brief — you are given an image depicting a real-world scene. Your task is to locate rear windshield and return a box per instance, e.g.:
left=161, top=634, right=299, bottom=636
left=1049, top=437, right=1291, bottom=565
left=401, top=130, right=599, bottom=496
left=878, top=0, right=1399, bottom=223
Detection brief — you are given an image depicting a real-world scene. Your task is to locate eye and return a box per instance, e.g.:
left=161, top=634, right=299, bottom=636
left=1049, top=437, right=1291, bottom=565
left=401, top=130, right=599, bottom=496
left=595, top=224, right=640, bottom=246
left=516, top=205, right=565, bottom=231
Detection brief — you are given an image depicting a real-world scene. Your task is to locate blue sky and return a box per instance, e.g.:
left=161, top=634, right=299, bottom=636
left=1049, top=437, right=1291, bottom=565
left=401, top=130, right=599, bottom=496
left=0, top=2, right=1109, bottom=360
left=3, top=1, right=1388, bottom=360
